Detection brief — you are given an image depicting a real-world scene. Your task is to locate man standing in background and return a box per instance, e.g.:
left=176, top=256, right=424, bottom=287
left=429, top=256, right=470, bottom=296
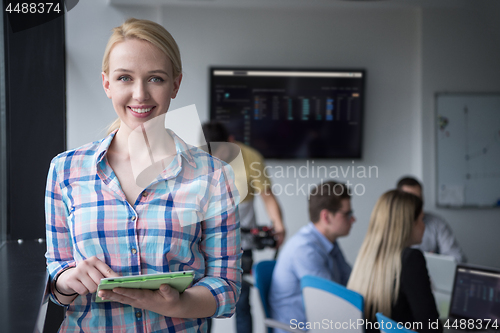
left=202, top=121, right=286, bottom=333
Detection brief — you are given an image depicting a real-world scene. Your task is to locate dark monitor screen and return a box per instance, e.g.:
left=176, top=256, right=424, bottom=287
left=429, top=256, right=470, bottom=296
left=209, top=68, right=365, bottom=159
left=449, top=265, right=500, bottom=321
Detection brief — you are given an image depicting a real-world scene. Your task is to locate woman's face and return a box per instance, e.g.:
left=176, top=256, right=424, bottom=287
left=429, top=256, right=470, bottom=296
left=409, top=210, right=425, bottom=246
left=102, top=38, right=182, bottom=131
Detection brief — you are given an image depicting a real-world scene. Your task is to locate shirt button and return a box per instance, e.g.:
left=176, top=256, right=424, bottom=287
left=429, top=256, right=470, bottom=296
left=131, top=216, right=136, bottom=221
left=131, top=248, right=137, bottom=255
left=142, top=192, right=148, bottom=197
left=135, top=311, right=142, bottom=319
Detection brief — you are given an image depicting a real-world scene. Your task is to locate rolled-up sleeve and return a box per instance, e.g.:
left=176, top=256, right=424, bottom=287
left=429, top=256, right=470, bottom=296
left=195, top=164, right=242, bottom=318
left=44, top=157, right=76, bottom=305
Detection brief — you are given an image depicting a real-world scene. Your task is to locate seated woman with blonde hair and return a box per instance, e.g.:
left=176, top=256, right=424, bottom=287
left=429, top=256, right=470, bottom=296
left=347, top=190, right=442, bottom=333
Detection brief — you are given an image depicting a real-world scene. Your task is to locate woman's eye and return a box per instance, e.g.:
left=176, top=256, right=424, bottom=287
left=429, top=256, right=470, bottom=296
left=118, top=76, right=131, bottom=82
left=150, top=77, right=164, bottom=83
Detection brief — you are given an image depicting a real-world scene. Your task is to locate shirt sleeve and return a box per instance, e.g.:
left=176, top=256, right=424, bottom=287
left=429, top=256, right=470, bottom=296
left=400, top=249, right=443, bottom=333
left=194, top=164, right=242, bottom=318
left=434, top=216, right=467, bottom=263
left=44, top=157, right=77, bottom=306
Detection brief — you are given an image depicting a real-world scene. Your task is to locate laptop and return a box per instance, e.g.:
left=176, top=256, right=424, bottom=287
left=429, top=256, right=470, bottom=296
left=445, top=264, right=500, bottom=332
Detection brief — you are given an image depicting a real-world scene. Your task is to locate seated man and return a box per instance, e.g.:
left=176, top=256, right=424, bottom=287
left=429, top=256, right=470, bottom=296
left=269, top=181, right=355, bottom=332
left=397, top=176, right=466, bottom=263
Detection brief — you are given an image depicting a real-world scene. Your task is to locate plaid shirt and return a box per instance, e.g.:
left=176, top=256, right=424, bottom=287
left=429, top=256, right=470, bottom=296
left=45, top=129, right=242, bottom=333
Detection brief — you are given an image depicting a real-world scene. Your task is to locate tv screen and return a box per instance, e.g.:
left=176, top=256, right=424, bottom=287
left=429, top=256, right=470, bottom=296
left=209, top=67, right=365, bottom=159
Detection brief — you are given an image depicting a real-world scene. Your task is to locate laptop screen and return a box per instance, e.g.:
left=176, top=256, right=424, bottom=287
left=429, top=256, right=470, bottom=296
left=449, top=265, right=500, bottom=321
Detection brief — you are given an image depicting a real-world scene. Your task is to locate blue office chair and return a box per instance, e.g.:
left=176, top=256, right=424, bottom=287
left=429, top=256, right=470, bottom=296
left=301, top=275, right=364, bottom=333
left=253, top=260, right=303, bottom=333
left=375, top=313, right=417, bottom=333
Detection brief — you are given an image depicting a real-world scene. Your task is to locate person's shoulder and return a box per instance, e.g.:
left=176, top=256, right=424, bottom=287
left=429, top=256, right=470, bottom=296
left=50, top=139, right=103, bottom=167
left=170, top=130, right=226, bottom=171
left=276, top=226, right=315, bottom=264
left=236, top=141, right=264, bottom=162
left=424, top=211, right=445, bottom=221
left=424, top=212, right=450, bottom=227
left=185, top=143, right=216, bottom=161
left=184, top=143, right=228, bottom=172
left=402, top=247, right=426, bottom=266
left=400, top=248, right=432, bottom=289
left=281, top=225, right=317, bottom=253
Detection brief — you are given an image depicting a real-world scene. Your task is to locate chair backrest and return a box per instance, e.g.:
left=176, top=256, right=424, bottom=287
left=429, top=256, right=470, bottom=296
left=253, top=260, right=276, bottom=320
left=301, top=275, right=364, bottom=333
left=375, top=313, right=417, bottom=333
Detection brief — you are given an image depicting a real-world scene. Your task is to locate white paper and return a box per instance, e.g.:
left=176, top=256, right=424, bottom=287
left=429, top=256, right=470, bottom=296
left=438, top=184, right=465, bottom=206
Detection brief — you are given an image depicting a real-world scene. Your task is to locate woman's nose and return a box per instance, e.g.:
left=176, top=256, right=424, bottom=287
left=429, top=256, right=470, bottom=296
left=133, top=81, right=149, bottom=101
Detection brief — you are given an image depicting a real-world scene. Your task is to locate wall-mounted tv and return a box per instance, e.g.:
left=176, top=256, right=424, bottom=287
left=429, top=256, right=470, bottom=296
left=209, top=67, right=365, bottom=159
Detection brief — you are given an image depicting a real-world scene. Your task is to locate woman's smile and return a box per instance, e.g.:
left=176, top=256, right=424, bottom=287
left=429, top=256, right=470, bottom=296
left=128, top=105, right=156, bottom=117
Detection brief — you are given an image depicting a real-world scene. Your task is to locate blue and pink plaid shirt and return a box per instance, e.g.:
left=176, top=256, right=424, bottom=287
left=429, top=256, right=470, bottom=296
left=45, top=129, right=242, bottom=332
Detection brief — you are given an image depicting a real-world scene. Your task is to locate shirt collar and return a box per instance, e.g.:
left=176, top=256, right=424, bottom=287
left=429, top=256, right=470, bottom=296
left=167, top=129, right=197, bottom=169
left=94, top=128, right=198, bottom=171
left=95, top=129, right=117, bottom=165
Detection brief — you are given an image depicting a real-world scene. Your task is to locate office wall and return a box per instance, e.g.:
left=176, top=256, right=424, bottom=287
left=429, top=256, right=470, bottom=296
left=66, top=0, right=420, bottom=259
left=163, top=4, right=421, bottom=260
left=421, top=2, right=500, bottom=268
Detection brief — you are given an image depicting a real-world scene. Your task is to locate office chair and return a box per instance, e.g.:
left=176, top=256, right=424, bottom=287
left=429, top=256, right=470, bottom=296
left=300, top=275, right=364, bottom=333
left=375, top=313, right=417, bottom=333
left=253, top=260, right=303, bottom=333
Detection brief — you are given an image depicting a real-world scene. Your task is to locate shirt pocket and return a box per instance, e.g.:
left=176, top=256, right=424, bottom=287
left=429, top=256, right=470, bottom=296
left=168, top=201, right=203, bottom=252
left=161, top=182, right=207, bottom=271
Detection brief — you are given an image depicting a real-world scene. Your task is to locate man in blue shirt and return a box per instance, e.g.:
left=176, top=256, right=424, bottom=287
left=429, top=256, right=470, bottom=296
left=269, top=181, right=355, bottom=332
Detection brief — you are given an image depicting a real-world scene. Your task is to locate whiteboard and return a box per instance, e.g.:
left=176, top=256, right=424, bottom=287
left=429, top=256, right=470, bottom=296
left=435, top=93, right=500, bottom=208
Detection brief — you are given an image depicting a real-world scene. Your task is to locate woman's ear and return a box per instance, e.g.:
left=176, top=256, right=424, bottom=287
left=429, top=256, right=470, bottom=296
left=102, top=72, right=112, bottom=99
left=171, top=73, right=183, bottom=99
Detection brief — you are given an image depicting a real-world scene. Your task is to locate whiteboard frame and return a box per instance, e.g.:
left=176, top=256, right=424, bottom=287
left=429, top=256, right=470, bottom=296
left=434, top=92, right=500, bottom=209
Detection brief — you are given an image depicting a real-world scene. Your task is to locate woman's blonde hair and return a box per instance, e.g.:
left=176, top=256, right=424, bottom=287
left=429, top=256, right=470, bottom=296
left=103, top=18, right=182, bottom=134
left=347, top=189, right=422, bottom=320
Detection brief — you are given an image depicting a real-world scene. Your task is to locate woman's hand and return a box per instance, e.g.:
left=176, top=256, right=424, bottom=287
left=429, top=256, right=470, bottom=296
left=98, top=284, right=181, bottom=315
left=55, top=256, right=119, bottom=299
left=98, top=285, right=217, bottom=318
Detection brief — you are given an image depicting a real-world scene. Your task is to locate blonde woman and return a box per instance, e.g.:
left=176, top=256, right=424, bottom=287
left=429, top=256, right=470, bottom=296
left=45, top=18, right=241, bottom=332
left=347, top=190, right=442, bottom=333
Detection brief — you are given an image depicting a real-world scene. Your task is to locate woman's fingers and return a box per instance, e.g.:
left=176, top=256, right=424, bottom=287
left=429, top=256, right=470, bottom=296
left=59, top=257, right=119, bottom=295
left=99, top=288, right=153, bottom=308
left=77, top=273, right=99, bottom=294
left=91, top=257, right=119, bottom=279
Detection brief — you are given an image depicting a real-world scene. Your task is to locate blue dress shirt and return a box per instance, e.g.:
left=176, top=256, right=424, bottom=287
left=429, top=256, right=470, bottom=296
left=268, top=222, right=351, bottom=333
